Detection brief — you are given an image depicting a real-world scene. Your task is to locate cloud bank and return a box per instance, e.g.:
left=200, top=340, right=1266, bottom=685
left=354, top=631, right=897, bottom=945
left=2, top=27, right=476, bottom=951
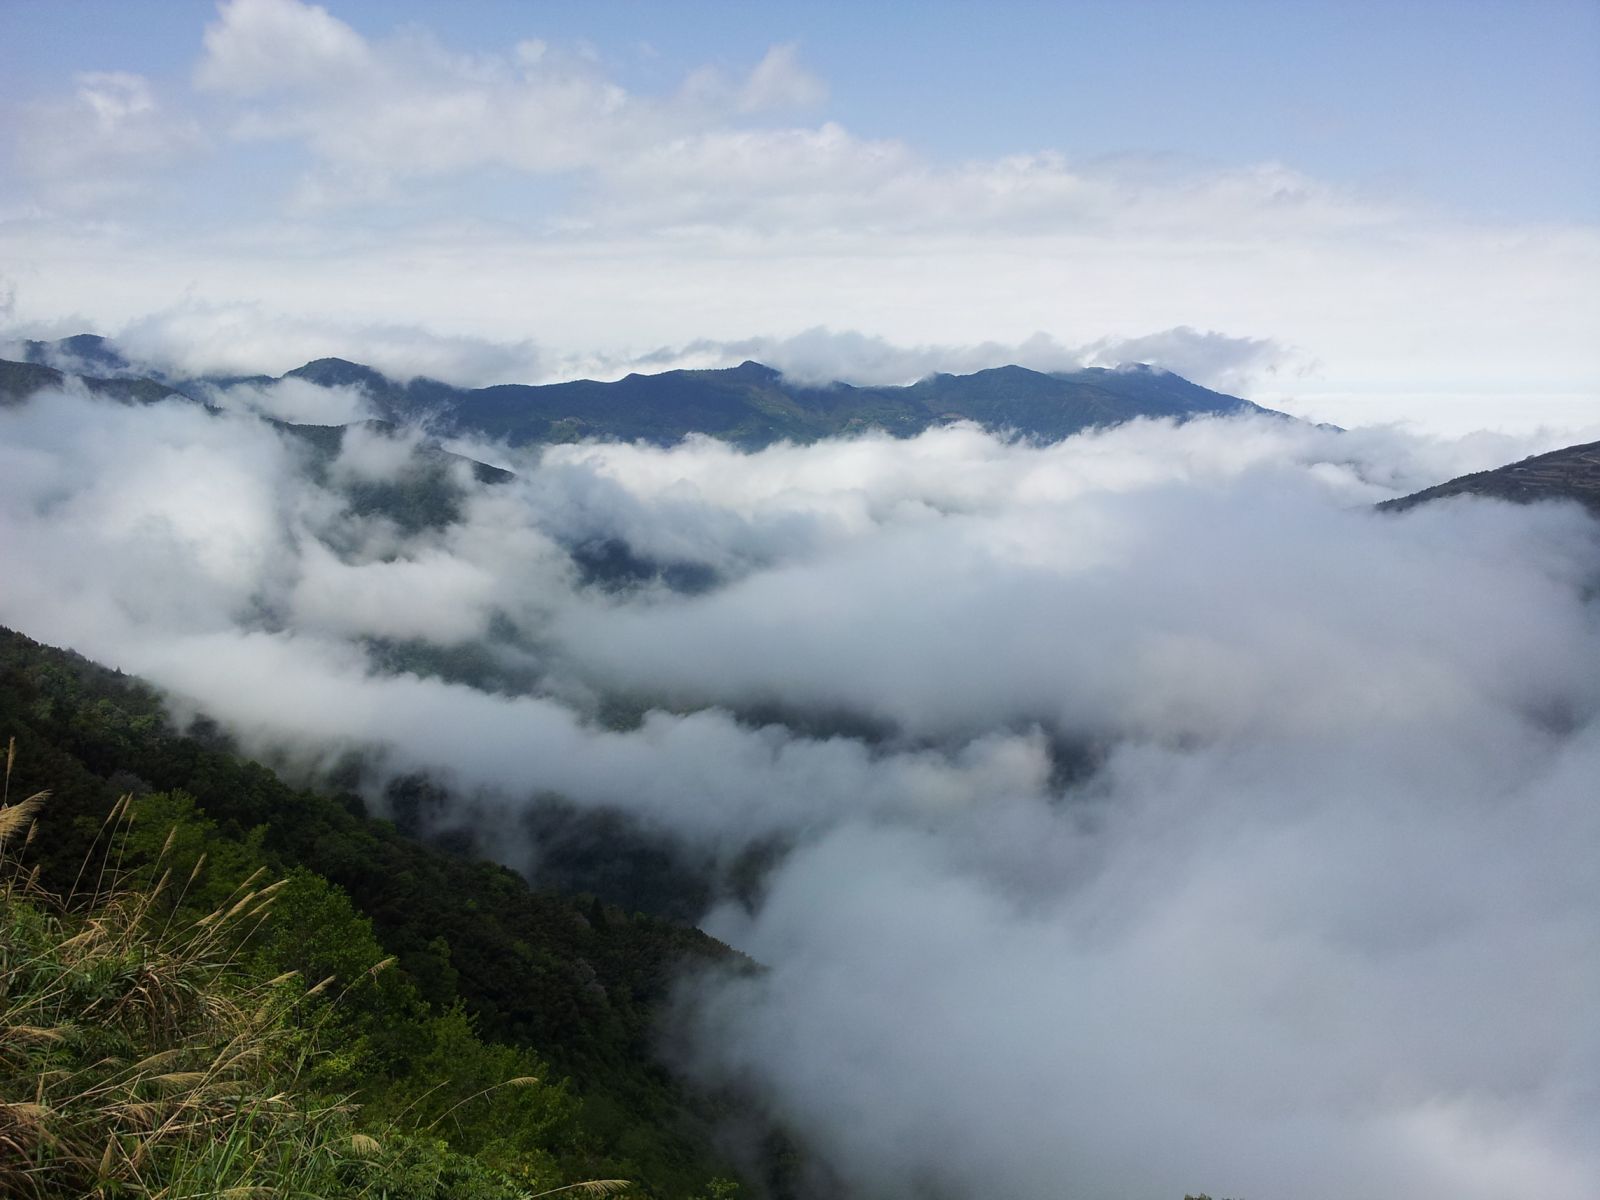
left=2, top=0, right=1595, bottom=432
left=1, top=384, right=1597, bottom=1198
left=591, top=324, right=1301, bottom=393
left=6, top=308, right=1304, bottom=398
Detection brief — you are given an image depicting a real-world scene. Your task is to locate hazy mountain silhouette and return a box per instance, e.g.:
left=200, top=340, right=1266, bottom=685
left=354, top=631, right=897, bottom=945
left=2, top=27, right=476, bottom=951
left=5, top=335, right=1284, bottom=448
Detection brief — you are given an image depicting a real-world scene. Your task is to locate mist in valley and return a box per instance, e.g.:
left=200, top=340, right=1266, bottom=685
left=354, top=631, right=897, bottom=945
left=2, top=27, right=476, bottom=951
left=3, top=382, right=1597, bottom=1198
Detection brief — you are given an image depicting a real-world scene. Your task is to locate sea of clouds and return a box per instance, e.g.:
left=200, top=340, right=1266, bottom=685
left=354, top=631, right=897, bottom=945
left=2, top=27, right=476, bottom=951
left=2, top=382, right=1596, bottom=1199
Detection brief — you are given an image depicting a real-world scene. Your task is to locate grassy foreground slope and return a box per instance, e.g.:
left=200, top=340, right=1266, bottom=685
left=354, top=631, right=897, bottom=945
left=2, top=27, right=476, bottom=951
left=0, top=624, right=745, bottom=1198
left=0, top=782, right=599, bottom=1199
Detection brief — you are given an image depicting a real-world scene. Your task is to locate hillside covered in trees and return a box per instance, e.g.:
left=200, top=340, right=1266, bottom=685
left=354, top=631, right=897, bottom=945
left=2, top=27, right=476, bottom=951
left=0, top=624, right=756, bottom=1198
left=6, top=333, right=1282, bottom=449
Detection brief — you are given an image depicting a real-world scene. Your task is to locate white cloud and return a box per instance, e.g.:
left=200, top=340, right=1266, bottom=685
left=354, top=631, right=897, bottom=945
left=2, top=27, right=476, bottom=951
left=289, top=539, right=497, bottom=644
left=1082, top=325, right=1304, bottom=396
left=543, top=421, right=1600, bottom=744
left=584, top=137, right=1402, bottom=239
left=13, top=71, right=204, bottom=208
left=1, top=1, right=1594, bottom=427
left=113, top=302, right=544, bottom=385
left=189, top=0, right=830, bottom=207
left=681, top=754, right=1600, bottom=1199
left=206, top=376, right=376, bottom=424
left=195, top=0, right=371, bottom=95
left=5, top=209, right=1592, bottom=434
left=2, top=387, right=1598, bottom=1196
left=32, top=303, right=1296, bottom=399
left=179, top=1, right=1388, bottom=248
left=735, top=44, right=828, bottom=112
left=587, top=324, right=1295, bottom=392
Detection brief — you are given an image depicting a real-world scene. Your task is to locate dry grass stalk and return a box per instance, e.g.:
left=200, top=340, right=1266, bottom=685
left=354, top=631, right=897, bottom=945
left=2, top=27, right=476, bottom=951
left=0, top=790, right=48, bottom=847
left=530, top=1181, right=633, bottom=1198
left=2, top=756, right=635, bottom=1200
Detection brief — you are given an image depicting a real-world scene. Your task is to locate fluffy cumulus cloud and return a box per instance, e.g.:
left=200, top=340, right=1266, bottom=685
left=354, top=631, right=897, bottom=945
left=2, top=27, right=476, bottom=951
left=593, top=324, right=1300, bottom=392
left=0, top=0, right=1594, bottom=429
left=111, top=302, right=545, bottom=386
left=195, top=0, right=372, bottom=95
left=10, top=309, right=1299, bottom=398
left=205, top=376, right=375, bottom=424
left=683, top=763, right=1600, bottom=1199
left=1, top=383, right=1598, bottom=1197
left=1082, top=325, right=1303, bottom=397
left=585, top=140, right=1406, bottom=239
left=190, top=0, right=828, bottom=208
left=12, top=71, right=204, bottom=209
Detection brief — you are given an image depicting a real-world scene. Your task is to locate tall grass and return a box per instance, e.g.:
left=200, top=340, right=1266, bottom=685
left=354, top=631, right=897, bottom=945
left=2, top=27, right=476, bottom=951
left=0, top=741, right=633, bottom=1199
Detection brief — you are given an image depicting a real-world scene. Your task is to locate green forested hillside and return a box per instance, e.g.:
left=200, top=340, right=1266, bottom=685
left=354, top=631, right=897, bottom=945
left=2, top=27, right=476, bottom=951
left=1377, top=438, right=1600, bottom=515
left=6, top=335, right=1279, bottom=449
left=287, top=356, right=1278, bottom=448
left=274, top=417, right=516, bottom=532
left=0, top=625, right=748, bottom=1198
left=0, top=358, right=190, bottom=407
left=1, top=785, right=586, bottom=1198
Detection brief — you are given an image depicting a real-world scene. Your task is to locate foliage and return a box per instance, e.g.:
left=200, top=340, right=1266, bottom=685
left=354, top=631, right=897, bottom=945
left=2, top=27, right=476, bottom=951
left=0, top=628, right=750, bottom=1196
left=1377, top=436, right=1600, bottom=515
left=7, top=340, right=1271, bottom=450
left=0, top=768, right=581, bottom=1198
left=275, top=418, right=513, bottom=533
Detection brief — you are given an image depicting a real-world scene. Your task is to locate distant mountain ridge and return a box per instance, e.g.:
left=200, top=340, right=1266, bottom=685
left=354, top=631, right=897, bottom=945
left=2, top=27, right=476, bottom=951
left=1379, top=439, right=1600, bottom=516
left=6, top=332, right=195, bottom=404
left=4, top=333, right=1283, bottom=448
left=286, top=354, right=1281, bottom=448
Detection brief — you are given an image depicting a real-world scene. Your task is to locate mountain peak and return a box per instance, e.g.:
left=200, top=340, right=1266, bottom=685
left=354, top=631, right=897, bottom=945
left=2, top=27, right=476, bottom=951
left=23, top=333, right=131, bottom=374
left=973, top=364, right=1047, bottom=379
left=2, top=341, right=1280, bottom=448
left=285, top=358, right=393, bottom=389
left=1379, top=439, right=1600, bottom=515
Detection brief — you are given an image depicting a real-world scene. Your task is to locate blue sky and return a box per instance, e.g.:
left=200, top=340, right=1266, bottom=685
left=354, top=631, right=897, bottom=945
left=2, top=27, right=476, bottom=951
left=1, top=0, right=1596, bottom=432
left=6, top=0, right=1595, bottom=220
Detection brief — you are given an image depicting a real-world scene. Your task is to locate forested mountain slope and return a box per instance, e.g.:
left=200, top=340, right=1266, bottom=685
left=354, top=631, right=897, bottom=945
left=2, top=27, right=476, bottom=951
left=0, top=624, right=751, bottom=1197
left=1378, top=438, right=1600, bottom=515
left=7, top=333, right=1282, bottom=448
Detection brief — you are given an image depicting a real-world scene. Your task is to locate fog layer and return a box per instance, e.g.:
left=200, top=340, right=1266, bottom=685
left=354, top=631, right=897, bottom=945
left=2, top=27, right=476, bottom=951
left=1, top=387, right=1596, bottom=1199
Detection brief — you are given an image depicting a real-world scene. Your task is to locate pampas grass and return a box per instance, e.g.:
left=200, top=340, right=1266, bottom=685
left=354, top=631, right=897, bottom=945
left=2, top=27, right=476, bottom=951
left=0, top=776, right=359, bottom=1198
left=0, top=743, right=638, bottom=1199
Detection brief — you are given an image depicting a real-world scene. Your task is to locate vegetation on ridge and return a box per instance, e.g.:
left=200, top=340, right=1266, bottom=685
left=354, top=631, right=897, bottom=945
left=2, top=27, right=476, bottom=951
left=5, top=334, right=1278, bottom=450
left=1377, top=438, right=1600, bottom=516
left=0, top=758, right=637, bottom=1197
left=0, top=630, right=750, bottom=1197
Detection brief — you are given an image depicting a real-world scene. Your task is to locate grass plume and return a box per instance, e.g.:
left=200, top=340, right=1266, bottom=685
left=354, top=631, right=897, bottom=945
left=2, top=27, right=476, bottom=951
left=0, top=758, right=640, bottom=1199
